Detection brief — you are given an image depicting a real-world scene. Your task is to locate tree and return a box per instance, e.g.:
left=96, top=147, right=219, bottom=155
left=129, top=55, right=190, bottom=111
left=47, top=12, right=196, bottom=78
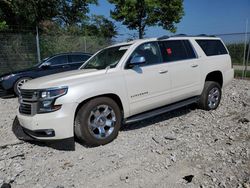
left=0, top=0, right=61, bottom=29
left=57, top=0, right=98, bottom=26
left=108, top=0, right=184, bottom=39
left=87, top=15, right=117, bottom=38
left=0, top=0, right=97, bottom=29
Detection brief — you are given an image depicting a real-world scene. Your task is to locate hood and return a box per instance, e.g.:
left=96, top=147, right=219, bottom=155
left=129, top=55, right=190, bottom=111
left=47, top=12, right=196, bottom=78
left=0, top=66, right=37, bottom=78
left=21, top=69, right=100, bottom=90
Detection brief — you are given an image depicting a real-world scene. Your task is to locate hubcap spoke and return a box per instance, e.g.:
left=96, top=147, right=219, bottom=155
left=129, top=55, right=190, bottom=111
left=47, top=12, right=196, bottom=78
left=102, top=106, right=111, bottom=117
left=93, top=109, right=101, bottom=118
left=98, top=127, right=106, bottom=137
left=89, top=123, right=98, bottom=131
left=105, top=120, right=113, bottom=127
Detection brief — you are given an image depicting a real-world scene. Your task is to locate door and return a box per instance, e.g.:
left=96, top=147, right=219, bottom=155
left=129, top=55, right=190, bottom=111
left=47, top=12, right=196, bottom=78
left=124, top=42, right=171, bottom=116
left=159, top=40, right=201, bottom=102
left=37, top=55, right=71, bottom=77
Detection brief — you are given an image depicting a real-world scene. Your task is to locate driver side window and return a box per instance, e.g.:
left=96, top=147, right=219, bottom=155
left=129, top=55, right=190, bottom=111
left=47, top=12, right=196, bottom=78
left=48, top=55, right=68, bottom=66
left=129, top=42, right=162, bottom=66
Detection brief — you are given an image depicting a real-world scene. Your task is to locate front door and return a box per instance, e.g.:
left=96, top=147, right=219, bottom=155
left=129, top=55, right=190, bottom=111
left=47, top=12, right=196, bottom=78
left=124, top=42, right=172, bottom=116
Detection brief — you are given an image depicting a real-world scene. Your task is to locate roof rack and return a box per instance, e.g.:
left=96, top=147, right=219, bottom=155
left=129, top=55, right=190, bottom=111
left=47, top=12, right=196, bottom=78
left=157, top=35, right=169, bottom=40
left=157, top=34, right=216, bottom=40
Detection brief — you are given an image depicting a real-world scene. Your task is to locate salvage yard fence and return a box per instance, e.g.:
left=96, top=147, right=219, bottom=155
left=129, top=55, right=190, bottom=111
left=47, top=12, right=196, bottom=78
left=0, top=27, right=250, bottom=78
left=0, top=27, right=113, bottom=75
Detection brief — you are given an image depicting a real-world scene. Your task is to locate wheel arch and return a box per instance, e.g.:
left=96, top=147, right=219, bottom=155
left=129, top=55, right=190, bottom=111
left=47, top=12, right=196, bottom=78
left=205, top=71, right=223, bottom=87
left=74, top=93, right=125, bottom=121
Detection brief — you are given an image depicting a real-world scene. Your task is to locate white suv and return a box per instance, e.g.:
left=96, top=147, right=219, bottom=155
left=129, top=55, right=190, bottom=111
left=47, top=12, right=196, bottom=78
left=17, top=35, right=234, bottom=146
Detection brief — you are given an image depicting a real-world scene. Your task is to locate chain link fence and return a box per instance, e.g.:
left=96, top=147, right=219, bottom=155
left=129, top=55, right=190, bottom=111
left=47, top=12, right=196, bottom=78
left=0, top=28, right=250, bottom=78
left=216, top=32, right=250, bottom=78
left=0, top=28, right=113, bottom=75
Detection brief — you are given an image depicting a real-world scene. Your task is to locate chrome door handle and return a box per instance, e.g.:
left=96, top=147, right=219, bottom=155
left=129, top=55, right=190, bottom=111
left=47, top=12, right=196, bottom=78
left=159, top=70, right=168, bottom=74
left=191, top=64, right=198, bottom=68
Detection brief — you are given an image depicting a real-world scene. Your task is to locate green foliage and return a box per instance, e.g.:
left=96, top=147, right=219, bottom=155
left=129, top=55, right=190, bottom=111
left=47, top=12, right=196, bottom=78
left=234, top=70, right=250, bottom=78
left=226, top=43, right=245, bottom=65
left=108, top=0, right=184, bottom=39
left=57, top=0, right=98, bottom=26
left=40, top=35, right=112, bottom=59
left=0, top=20, right=8, bottom=30
left=86, top=15, right=117, bottom=38
left=0, top=0, right=61, bottom=28
left=0, top=0, right=117, bottom=38
left=0, top=0, right=97, bottom=28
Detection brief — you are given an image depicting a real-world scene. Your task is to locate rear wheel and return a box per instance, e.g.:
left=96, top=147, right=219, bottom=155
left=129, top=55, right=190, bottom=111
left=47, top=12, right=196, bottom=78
left=14, top=77, right=32, bottom=96
left=75, top=97, right=122, bottom=146
left=198, top=81, right=222, bottom=110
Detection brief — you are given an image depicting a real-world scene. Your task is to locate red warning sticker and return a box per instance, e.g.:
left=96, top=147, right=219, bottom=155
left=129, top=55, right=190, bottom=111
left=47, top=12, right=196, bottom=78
left=166, top=48, right=172, bottom=55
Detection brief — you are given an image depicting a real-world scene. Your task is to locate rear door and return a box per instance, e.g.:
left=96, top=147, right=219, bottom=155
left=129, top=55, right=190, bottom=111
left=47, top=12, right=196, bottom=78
left=159, top=40, right=202, bottom=102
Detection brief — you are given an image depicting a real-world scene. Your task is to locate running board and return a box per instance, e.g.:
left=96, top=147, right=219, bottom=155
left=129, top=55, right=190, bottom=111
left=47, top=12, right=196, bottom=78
left=125, top=96, right=199, bottom=124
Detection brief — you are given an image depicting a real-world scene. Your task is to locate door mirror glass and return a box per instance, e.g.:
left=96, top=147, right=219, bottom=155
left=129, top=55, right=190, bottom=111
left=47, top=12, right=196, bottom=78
left=130, top=55, right=146, bottom=66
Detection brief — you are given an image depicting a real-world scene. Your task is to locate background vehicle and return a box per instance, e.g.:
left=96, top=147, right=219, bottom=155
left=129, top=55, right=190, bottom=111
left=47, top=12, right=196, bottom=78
left=17, top=35, right=234, bottom=147
left=0, top=52, right=92, bottom=97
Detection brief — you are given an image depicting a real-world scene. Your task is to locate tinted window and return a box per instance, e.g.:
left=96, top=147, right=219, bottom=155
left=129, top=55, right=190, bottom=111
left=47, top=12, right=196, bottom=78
left=159, top=40, right=196, bottom=62
left=129, top=42, right=162, bottom=66
left=48, top=55, right=68, bottom=65
left=69, top=55, right=90, bottom=63
left=196, top=39, right=228, bottom=56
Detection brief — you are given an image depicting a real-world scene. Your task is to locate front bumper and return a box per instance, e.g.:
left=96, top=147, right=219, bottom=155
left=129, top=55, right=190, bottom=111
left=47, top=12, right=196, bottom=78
left=13, top=117, right=75, bottom=150
left=17, top=102, right=77, bottom=140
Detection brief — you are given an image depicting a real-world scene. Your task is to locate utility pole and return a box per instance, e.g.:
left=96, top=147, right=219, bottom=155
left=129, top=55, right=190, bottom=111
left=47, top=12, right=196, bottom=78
left=36, top=26, right=41, bottom=63
left=242, top=19, right=248, bottom=78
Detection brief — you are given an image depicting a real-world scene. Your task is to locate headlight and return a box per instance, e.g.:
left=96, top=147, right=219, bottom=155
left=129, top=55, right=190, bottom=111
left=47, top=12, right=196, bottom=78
left=1, top=74, right=15, bottom=81
left=37, top=87, right=68, bottom=113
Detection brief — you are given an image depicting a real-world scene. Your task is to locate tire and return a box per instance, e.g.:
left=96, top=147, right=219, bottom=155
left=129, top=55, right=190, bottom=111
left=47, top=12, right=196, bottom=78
left=74, top=97, right=122, bottom=146
left=14, top=77, right=32, bottom=96
left=198, top=81, right=222, bottom=110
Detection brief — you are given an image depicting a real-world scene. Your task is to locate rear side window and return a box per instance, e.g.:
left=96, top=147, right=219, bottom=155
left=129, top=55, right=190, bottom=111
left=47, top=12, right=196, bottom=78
left=196, top=40, right=228, bottom=56
left=69, top=55, right=90, bottom=63
left=159, top=40, right=196, bottom=62
left=48, top=55, right=68, bottom=65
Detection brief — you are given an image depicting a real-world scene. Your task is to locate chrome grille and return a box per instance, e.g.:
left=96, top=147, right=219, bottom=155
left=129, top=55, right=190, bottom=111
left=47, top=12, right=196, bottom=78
left=19, top=89, right=38, bottom=115
left=20, top=90, right=35, bottom=99
left=19, top=103, right=32, bottom=115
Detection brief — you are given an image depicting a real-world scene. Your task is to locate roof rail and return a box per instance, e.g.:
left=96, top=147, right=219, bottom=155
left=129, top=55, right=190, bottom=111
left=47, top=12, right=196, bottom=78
left=157, top=34, right=216, bottom=40
left=172, top=34, right=187, bottom=37
left=197, top=34, right=216, bottom=37
left=157, top=35, right=169, bottom=40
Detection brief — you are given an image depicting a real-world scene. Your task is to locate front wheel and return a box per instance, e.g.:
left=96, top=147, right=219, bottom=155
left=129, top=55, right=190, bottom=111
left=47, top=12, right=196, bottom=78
left=198, top=81, right=222, bottom=110
left=14, top=77, right=32, bottom=96
left=74, top=97, right=122, bottom=146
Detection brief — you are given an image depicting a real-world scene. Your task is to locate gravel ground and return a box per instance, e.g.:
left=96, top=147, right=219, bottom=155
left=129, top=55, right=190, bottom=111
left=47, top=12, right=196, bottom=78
left=0, top=79, right=249, bottom=188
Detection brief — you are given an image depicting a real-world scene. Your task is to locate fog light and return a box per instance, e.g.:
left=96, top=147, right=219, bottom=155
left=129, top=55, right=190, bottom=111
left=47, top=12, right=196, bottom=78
left=45, top=130, right=54, bottom=136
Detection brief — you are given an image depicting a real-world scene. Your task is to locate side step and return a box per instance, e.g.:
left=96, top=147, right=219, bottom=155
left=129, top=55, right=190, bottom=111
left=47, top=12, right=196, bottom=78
left=125, top=96, right=199, bottom=124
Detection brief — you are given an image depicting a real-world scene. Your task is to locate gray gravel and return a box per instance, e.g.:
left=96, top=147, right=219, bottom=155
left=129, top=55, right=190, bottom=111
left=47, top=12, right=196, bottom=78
left=0, top=79, right=249, bottom=188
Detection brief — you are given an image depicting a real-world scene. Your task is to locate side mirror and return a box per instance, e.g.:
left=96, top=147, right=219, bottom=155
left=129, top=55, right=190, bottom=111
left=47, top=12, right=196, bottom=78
left=41, top=62, right=51, bottom=68
left=129, top=55, right=146, bottom=67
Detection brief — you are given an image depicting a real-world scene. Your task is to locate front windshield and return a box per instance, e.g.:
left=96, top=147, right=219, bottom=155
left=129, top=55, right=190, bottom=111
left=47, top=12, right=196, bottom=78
left=82, top=45, right=130, bottom=70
